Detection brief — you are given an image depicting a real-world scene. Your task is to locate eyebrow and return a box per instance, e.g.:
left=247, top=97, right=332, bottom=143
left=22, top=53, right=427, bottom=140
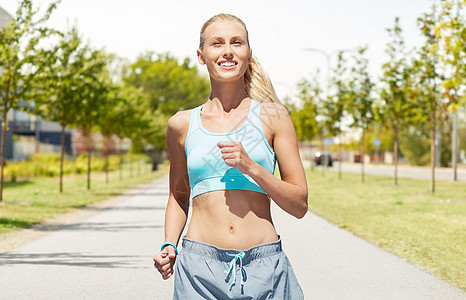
left=209, top=36, right=246, bottom=41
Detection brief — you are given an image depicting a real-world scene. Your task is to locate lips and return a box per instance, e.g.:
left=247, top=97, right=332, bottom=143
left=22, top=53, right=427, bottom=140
left=218, top=60, right=238, bottom=68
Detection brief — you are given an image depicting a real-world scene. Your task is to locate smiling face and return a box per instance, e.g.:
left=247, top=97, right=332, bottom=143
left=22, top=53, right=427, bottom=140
left=198, top=20, right=252, bottom=83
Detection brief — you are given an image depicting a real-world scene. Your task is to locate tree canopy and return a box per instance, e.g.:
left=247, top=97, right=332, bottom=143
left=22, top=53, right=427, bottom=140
left=123, top=53, right=210, bottom=116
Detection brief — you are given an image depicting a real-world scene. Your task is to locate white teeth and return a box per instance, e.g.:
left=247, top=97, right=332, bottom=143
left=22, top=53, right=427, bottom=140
left=220, top=62, right=235, bottom=67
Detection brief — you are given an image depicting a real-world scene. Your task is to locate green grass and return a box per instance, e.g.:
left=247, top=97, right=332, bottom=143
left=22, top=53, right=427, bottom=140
left=0, top=163, right=168, bottom=235
left=306, top=169, right=466, bottom=291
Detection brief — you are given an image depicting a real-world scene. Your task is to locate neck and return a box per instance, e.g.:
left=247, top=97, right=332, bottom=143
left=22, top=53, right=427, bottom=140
left=208, top=78, right=249, bottom=112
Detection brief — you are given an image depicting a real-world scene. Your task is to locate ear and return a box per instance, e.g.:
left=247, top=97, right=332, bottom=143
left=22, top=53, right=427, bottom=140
left=248, top=48, right=252, bottom=63
left=197, top=49, right=206, bottom=65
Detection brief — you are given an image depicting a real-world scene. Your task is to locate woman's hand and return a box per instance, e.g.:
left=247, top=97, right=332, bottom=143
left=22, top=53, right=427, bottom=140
left=153, top=245, right=177, bottom=280
left=218, top=141, right=256, bottom=175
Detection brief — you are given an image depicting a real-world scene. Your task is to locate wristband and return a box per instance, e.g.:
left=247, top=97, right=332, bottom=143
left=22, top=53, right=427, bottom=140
left=161, top=242, right=178, bottom=255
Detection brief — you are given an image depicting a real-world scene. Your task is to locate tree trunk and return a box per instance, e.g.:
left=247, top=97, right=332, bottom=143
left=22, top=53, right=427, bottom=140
left=35, top=116, right=40, bottom=154
left=394, top=123, right=399, bottom=186
left=59, top=125, right=65, bottom=193
left=431, top=110, right=436, bottom=193
left=87, top=149, right=91, bottom=190
left=150, top=150, right=155, bottom=174
left=338, top=132, right=342, bottom=180
left=0, top=116, right=8, bottom=202
left=119, top=138, right=123, bottom=181
left=138, top=157, right=141, bottom=176
left=130, top=152, right=133, bottom=178
left=361, top=128, right=365, bottom=183
left=320, top=136, right=324, bottom=177
left=105, top=154, right=109, bottom=184
left=452, top=111, right=458, bottom=181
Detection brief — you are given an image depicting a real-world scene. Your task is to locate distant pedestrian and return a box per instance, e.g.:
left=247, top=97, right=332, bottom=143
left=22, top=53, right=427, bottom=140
left=153, top=13, right=308, bottom=299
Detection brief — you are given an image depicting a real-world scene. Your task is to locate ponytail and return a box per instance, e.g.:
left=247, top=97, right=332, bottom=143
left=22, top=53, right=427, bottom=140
left=244, top=56, right=280, bottom=103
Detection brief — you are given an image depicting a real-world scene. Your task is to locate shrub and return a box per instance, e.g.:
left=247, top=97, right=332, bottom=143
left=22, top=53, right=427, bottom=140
left=3, top=152, right=152, bottom=180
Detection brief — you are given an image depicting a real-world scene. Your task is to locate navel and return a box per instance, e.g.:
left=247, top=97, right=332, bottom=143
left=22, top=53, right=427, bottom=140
left=229, top=225, right=235, bottom=234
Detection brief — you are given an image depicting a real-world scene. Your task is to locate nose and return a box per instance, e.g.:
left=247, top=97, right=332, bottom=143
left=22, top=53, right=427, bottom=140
left=223, top=44, right=233, bottom=59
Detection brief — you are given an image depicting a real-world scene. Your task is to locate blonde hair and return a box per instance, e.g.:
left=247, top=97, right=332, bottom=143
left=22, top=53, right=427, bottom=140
left=199, top=13, right=280, bottom=103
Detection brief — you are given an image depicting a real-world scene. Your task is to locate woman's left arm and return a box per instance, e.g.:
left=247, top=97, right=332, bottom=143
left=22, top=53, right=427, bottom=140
left=218, top=102, right=308, bottom=219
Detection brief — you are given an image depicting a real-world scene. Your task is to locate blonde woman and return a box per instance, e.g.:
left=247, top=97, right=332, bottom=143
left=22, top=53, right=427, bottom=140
left=153, top=13, right=308, bottom=299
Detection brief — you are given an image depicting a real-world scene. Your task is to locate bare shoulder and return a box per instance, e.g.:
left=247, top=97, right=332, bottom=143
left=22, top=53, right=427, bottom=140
left=167, top=109, right=192, bottom=137
left=258, top=101, right=291, bottom=127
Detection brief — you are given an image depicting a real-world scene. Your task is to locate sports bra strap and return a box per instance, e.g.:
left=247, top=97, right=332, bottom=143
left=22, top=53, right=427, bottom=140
left=247, top=100, right=262, bottom=130
left=187, top=106, right=202, bottom=135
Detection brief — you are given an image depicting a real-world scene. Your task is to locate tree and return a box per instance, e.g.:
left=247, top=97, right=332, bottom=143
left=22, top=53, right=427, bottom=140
left=95, top=81, right=120, bottom=183
left=436, top=0, right=466, bottom=180
left=72, top=49, right=110, bottom=190
left=399, top=124, right=431, bottom=166
left=379, top=17, right=417, bottom=185
left=293, top=74, right=322, bottom=143
left=143, top=108, right=170, bottom=166
left=121, top=88, right=156, bottom=178
left=293, top=73, right=329, bottom=174
left=437, top=0, right=466, bottom=109
left=346, top=47, right=375, bottom=183
left=414, top=2, right=445, bottom=193
left=34, top=26, right=105, bottom=193
left=327, top=52, right=350, bottom=179
left=0, top=0, right=60, bottom=201
left=122, top=52, right=210, bottom=160
left=363, top=123, right=395, bottom=161
left=100, top=84, right=157, bottom=180
left=124, top=52, right=210, bottom=117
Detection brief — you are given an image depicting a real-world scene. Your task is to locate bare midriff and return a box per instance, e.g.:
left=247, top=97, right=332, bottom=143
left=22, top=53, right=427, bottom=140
left=186, top=189, right=278, bottom=250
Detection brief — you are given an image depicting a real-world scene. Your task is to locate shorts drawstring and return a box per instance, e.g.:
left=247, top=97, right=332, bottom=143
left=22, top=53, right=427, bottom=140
left=224, top=251, right=245, bottom=290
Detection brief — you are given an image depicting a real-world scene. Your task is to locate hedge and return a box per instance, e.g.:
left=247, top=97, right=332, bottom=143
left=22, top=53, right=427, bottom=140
left=3, top=153, right=152, bottom=181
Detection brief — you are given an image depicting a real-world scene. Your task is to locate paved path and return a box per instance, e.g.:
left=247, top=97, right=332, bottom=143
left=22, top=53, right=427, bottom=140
left=0, top=176, right=464, bottom=299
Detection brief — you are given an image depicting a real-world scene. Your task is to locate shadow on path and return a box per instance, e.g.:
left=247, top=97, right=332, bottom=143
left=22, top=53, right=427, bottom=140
left=0, top=252, right=144, bottom=269
left=34, top=221, right=163, bottom=233
left=94, top=192, right=168, bottom=197
left=76, top=205, right=167, bottom=213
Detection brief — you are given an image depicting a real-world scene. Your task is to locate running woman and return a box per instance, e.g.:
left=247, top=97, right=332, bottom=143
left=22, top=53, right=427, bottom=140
left=153, top=13, right=308, bottom=299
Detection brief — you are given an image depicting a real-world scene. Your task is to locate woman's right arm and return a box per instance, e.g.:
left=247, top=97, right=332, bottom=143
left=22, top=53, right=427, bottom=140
left=154, top=111, right=191, bottom=280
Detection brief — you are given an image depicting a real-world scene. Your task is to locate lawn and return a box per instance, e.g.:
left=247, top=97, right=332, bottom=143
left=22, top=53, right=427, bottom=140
left=0, top=163, right=168, bottom=235
left=306, top=169, right=466, bottom=291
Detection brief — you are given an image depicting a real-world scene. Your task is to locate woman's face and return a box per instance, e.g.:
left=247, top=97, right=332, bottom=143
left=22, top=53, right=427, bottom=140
left=198, top=21, right=252, bottom=83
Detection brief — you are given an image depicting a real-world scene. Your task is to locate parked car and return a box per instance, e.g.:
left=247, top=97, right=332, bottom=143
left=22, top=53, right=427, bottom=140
left=314, top=152, right=333, bottom=167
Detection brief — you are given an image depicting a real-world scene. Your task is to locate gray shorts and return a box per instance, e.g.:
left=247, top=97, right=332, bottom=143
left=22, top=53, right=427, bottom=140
left=173, top=237, right=304, bottom=299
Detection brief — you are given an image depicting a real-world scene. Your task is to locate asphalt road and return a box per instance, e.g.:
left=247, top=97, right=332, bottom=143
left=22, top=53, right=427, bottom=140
left=0, top=176, right=464, bottom=299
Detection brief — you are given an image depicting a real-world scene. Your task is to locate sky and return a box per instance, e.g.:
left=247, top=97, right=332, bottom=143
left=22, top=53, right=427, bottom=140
left=1, top=0, right=434, bottom=102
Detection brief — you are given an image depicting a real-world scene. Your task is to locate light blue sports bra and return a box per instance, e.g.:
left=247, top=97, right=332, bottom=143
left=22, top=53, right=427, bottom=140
left=185, top=100, right=276, bottom=198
